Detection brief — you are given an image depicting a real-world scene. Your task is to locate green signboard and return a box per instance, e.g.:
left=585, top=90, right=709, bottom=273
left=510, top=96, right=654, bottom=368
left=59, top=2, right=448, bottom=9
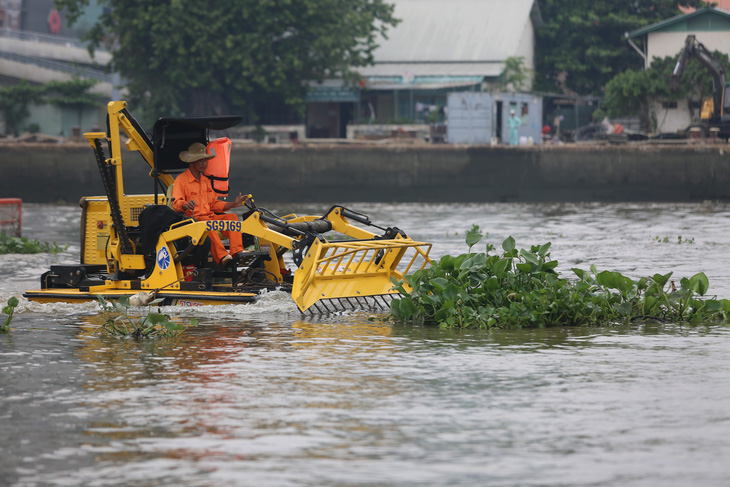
left=306, top=86, right=359, bottom=103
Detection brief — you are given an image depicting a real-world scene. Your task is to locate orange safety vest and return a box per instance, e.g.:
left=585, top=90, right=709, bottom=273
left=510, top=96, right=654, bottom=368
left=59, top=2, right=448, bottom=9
left=205, top=137, right=231, bottom=197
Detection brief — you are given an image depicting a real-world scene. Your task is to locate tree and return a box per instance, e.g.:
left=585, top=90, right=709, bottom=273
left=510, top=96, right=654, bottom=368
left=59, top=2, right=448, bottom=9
left=535, top=0, right=706, bottom=95
left=0, top=81, right=44, bottom=136
left=499, top=56, right=533, bottom=92
left=45, top=78, right=99, bottom=130
left=602, top=50, right=730, bottom=131
left=55, top=0, right=399, bottom=123
left=0, top=78, right=101, bottom=136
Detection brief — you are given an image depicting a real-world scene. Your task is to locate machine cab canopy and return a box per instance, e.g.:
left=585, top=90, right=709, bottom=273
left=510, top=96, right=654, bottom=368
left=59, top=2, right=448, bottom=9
left=152, top=116, right=242, bottom=173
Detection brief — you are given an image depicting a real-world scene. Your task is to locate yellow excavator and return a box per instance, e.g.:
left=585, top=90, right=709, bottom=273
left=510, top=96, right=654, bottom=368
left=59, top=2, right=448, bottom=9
left=671, top=34, right=730, bottom=139
left=24, top=101, right=432, bottom=313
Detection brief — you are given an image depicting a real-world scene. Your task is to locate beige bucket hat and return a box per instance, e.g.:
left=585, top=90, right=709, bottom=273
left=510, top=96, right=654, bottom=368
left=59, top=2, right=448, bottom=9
left=179, top=142, right=214, bottom=163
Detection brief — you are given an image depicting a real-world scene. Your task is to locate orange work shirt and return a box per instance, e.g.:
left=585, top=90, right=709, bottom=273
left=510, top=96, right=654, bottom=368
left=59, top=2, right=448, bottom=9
left=171, top=169, right=226, bottom=220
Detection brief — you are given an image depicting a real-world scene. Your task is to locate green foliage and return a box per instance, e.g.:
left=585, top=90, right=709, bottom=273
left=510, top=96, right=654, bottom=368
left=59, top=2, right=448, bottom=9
left=2, top=297, right=19, bottom=333
left=0, top=232, right=67, bottom=254
left=500, top=56, right=532, bottom=92
left=55, top=0, right=399, bottom=122
left=95, top=295, right=198, bottom=339
left=0, top=81, right=45, bottom=136
left=603, top=51, right=730, bottom=130
left=390, top=229, right=730, bottom=329
left=653, top=235, right=695, bottom=244
left=44, top=79, right=99, bottom=109
left=535, top=0, right=705, bottom=95
left=0, top=78, right=100, bottom=136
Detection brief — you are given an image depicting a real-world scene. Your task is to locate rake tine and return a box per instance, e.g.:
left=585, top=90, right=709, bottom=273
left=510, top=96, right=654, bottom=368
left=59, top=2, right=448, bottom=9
left=347, top=297, right=358, bottom=309
left=320, top=299, right=334, bottom=313
left=337, top=298, right=348, bottom=311
left=379, top=295, right=392, bottom=309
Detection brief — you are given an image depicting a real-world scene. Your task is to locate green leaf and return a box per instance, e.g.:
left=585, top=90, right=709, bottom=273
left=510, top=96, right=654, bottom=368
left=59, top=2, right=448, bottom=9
left=146, top=313, right=168, bottom=324
left=443, top=284, right=460, bottom=302
left=389, top=298, right=402, bottom=318
left=537, top=242, right=551, bottom=256
left=492, top=258, right=511, bottom=278
left=429, top=277, right=450, bottom=292
left=596, top=270, right=633, bottom=294
left=688, top=272, right=709, bottom=296
left=484, top=277, right=500, bottom=291
left=653, top=272, right=673, bottom=288
left=502, top=236, right=516, bottom=252
left=465, top=226, right=483, bottom=249
left=704, top=299, right=722, bottom=312
left=398, top=298, right=417, bottom=319
left=520, top=249, right=539, bottom=266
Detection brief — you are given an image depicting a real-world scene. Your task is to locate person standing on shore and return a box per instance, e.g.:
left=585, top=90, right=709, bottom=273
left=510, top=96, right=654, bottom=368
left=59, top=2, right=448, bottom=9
left=508, top=109, right=522, bottom=146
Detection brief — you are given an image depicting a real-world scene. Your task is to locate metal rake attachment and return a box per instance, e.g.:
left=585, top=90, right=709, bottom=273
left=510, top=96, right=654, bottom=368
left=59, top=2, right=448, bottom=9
left=301, top=294, right=396, bottom=315
left=291, top=236, right=432, bottom=312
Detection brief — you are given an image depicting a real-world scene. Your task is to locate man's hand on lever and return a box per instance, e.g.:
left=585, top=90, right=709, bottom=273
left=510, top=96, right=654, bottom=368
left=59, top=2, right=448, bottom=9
left=224, top=193, right=250, bottom=211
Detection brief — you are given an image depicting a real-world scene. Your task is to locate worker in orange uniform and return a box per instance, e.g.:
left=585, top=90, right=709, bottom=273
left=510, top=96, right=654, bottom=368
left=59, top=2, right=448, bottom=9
left=173, top=142, right=249, bottom=265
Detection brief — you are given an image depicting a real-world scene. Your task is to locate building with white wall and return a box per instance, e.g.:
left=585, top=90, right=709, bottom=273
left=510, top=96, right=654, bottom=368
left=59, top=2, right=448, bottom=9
left=627, top=7, right=730, bottom=134
left=306, top=0, right=543, bottom=138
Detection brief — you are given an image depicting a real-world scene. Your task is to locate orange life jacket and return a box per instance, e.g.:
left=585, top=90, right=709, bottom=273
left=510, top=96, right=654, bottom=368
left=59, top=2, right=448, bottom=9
left=205, top=137, right=231, bottom=197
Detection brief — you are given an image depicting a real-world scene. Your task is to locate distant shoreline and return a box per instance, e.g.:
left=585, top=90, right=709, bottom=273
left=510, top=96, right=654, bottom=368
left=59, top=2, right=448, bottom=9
left=2, top=142, right=729, bottom=203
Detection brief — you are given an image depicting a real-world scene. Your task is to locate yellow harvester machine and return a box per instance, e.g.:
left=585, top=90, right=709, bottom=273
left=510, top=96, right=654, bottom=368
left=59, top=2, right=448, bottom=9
left=24, top=101, right=432, bottom=313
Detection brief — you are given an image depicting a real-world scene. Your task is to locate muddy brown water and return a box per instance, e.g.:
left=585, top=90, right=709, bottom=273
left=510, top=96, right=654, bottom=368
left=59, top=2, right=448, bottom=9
left=1, top=202, right=730, bottom=486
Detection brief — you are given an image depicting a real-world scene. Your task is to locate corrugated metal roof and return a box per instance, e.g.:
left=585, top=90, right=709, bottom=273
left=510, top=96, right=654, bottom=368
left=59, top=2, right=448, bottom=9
left=370, top=0, right=537, bottom=63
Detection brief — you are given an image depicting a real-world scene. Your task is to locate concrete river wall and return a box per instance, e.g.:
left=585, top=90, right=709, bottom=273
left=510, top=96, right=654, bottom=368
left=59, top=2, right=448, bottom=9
left=2, top=143, right=730, bottom=204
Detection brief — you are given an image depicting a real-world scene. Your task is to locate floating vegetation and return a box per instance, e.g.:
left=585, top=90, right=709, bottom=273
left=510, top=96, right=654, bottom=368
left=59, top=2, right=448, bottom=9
left=653, top=235, right=695, bottom=244
left=390, top=225, right=730, bottom=329
left=96, top=295, right=198, bottom=339
left=0, top=232, right=67, bottom=254
left=2, top=297, right=19, bottom=333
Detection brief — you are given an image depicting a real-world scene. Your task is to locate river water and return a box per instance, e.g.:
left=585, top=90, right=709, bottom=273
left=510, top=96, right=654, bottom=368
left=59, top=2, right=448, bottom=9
left=2, top=202, right=730, bottom=487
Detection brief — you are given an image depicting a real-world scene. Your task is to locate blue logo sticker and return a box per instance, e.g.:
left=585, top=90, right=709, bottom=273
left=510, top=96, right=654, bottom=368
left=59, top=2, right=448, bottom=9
left=156, top=246, right=171, bottom=271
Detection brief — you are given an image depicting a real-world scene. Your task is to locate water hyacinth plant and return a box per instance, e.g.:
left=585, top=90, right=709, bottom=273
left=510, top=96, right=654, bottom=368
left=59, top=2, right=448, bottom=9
left=96, top=295, right=198, bottom=339
left=390, top=226, right=730, bottom=329
left=2, top=296, right=19, bottom=333
left=0, top=232, right=67, bottom=254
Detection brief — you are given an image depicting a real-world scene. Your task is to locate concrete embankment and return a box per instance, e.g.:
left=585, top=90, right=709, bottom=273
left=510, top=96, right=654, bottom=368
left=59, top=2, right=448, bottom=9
left=2, top=142, right=730, bottom=203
